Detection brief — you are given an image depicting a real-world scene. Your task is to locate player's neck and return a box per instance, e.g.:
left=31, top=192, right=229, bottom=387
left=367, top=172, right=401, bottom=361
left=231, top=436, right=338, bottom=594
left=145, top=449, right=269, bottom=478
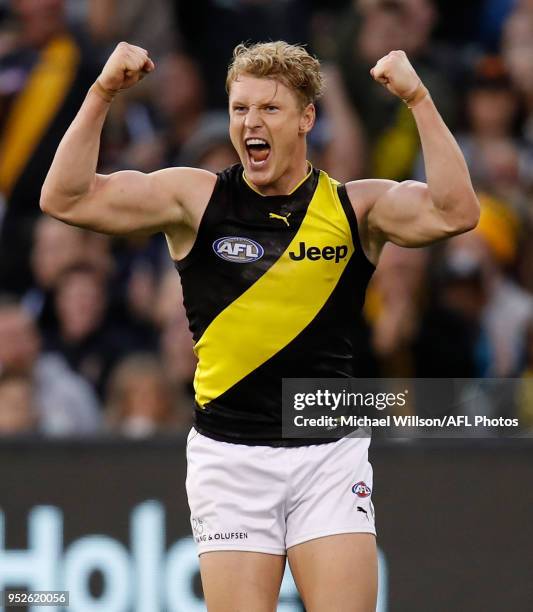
left=244, top=161, right=311, bottom=197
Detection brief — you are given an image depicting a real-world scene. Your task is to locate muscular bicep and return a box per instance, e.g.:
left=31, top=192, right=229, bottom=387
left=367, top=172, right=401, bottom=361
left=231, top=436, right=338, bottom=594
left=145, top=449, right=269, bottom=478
left=77, top=169, right=178, bottom=235
left=50, top=167, right=215, bottom=236
left=364, top=180, right=466, bottom=248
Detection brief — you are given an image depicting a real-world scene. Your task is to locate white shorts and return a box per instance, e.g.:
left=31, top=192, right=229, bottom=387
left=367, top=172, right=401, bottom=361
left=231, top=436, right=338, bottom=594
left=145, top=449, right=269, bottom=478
left=185, top=429, right=376, bottom=555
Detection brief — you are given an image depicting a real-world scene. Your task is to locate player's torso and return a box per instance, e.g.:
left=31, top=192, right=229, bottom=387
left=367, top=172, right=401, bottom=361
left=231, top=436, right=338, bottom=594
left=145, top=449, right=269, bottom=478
left=175, top=164, right=374, bottom=445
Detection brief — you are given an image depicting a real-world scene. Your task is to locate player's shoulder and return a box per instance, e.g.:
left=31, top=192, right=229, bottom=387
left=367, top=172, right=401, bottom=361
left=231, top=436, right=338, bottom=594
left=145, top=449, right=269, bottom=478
left=342, top=178, right=399, bottom=265
left=152, top=166, right=218, bottom=189
left=344, top=179, right=398, bottom=213
left=157, top=163, right=244, bottom=193
left=213, top=163, right=245, bottom=189
left=150, top=166, right=217, bottom=208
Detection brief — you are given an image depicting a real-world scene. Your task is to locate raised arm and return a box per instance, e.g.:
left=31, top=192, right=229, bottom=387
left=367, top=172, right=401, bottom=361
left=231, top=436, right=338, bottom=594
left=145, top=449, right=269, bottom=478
left=40, top=42, right=216, bottom=238
left=347, top=51, right=480, bottom=262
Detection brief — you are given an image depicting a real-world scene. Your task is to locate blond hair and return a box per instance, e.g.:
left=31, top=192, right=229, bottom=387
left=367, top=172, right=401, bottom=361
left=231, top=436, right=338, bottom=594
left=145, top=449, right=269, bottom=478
left=226, top=41, right=324, bottom=108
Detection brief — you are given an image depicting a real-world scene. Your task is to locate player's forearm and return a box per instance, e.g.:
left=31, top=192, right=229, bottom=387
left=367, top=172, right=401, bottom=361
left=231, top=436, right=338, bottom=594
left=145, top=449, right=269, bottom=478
left=40, top=85, right=111, bottom=215
left=411, top=94, right=479, bottom=227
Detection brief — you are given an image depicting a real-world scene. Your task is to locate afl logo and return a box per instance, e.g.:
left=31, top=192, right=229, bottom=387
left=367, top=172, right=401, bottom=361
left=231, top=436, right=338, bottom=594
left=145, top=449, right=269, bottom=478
left=213, top=236, right=264, bottom=263
left=352, top=481, right=371, bottom=498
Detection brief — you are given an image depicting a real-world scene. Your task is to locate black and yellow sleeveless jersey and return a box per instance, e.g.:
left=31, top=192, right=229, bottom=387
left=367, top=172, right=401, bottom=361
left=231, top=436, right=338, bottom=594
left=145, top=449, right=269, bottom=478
left=175, top=163, right=375, bottom=445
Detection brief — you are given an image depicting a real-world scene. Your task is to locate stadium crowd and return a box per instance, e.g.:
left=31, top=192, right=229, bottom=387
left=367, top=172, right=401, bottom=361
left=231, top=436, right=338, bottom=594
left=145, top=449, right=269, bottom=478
left=0, top=0, right=533, bottom=437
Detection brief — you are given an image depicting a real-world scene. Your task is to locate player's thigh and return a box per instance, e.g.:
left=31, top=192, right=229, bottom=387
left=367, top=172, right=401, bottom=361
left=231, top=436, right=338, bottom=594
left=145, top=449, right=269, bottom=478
left=287, top=533, right=377, bottom=612
left=200, top=550, right=286, bottom=612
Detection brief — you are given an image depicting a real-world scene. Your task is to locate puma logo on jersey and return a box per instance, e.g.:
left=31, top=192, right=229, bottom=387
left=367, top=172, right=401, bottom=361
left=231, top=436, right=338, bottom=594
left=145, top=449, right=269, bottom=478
left=289, top=242, right=348, bottom=262
left=269, top=212, right=291, bottom=227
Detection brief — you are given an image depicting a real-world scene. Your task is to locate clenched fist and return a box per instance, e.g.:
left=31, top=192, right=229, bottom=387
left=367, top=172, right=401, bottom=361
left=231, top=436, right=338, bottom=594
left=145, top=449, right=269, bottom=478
left=95, top=42, right=155, bottom=101
left=370, top=50, right=428, bottom=108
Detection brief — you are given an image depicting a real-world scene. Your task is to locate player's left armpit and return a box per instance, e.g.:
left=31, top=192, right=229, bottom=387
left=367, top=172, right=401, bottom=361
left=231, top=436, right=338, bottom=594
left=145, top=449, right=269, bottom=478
left=370, top=50, right=429, bottom=108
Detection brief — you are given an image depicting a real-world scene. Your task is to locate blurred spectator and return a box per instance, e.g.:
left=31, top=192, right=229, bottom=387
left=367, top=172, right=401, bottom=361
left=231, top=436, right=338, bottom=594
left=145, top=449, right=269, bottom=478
left=367, top=198, right=532, bottom=380
left=154, top=268, right=196, bottom=395
left=30, top=217, right=86, bottom=290
left=105, top=353, right=192, bottom=437
left=501, top=2, right=533, bottom=300
left=413, top=209, right=532, bottom=380
left=160, top=314, right=197, bottom=397
left=415, top=241, right=490, bottom=378
left=23, top=216, right=114, bottom=337
left=454, top=56, right=525, bottom=205
left=86, top=0, right=177, bottom=60
left=432, top=0, right=515, bottom=53
left=45, top=263, right=120, bottom=395
left=110, top=50, right=242, bottom=176
left=109, top=236, right=165, bottom=351
left=22, top=216, right=86, bottom=329
left=502, top=3, right=533, bottom=133
left=98, top=51, right=208, bottom=173
left=473, top=196, right=533, bottom=377
left=0, top=373, right=38, bottom=436
left=319, top=63, right=366, bottom=182
left=98, top=89, right=163, bottom=173
left=177, top=0, right=311, bottom=109
left=153, top=267, right=185, bottom=328
left=501, top=5, right=533, bottom=194
left=332, top=0, right=456, bottom=180
left=80, top=0, right=180, bottom=175
left=179, top=112, right=240, bottom=172
left=441, top=224, right=532, bottom=377
left=155, top=52, right=207, bottom=167
left=0, top=297, right=102, bottom=435
left=477, top=0, right=516, bottom=52
left=125, top=259, right=159, bottom=328
left=516, top=320, right=533, bottom=430
left=0, top=0, right=99, bottom=293
left=365, top=243, right=429, bottom=376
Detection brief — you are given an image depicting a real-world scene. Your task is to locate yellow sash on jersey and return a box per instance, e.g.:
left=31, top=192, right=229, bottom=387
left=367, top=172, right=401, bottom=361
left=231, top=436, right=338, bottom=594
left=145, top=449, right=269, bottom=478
left=194, top=171, right=354, bottom=407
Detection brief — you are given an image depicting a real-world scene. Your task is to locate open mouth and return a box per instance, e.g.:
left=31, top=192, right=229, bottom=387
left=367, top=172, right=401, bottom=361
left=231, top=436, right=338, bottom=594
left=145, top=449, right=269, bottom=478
left=245, top=138, right=271, bottom=168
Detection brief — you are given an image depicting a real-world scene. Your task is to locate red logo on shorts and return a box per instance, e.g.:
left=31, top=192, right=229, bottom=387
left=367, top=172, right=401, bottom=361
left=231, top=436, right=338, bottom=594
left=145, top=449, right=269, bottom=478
left=352, top=481, right=371, bottom=498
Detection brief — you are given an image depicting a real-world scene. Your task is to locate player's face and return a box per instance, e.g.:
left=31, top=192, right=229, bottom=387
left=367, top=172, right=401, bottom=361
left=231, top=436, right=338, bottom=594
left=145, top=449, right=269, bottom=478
left=228, top=75, right=314, bottom=192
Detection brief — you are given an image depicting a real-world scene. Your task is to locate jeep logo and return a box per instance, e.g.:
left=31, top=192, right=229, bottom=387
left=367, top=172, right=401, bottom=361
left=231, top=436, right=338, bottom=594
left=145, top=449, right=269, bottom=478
left=213, top=237, right=264, bottom=263
left=289, top=242, right=348, bottom=262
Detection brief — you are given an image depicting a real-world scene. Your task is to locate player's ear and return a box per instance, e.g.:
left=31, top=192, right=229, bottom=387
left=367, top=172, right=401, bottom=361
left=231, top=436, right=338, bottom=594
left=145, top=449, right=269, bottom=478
left=299, top=103, right=315, bottom=134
